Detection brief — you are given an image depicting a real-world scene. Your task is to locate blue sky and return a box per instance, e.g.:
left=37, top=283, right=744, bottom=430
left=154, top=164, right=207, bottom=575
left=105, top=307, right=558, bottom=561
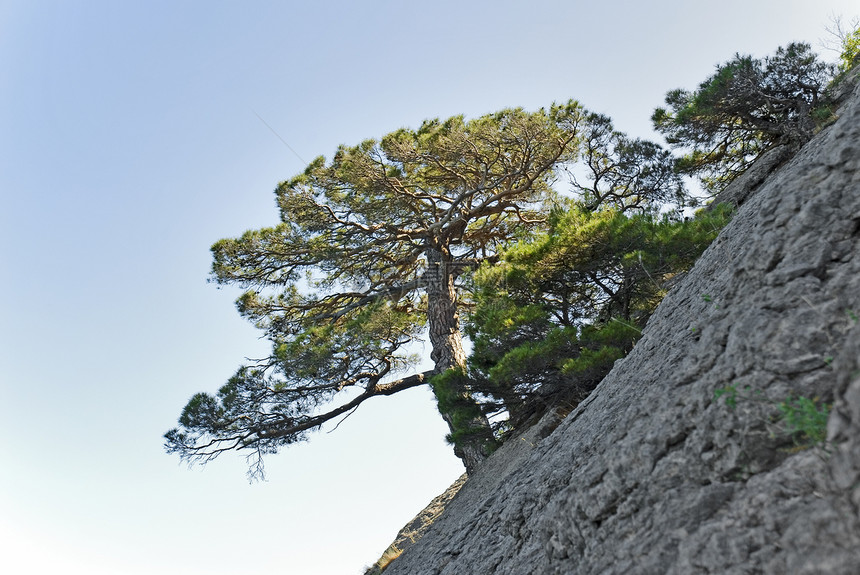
left=1, top=1, right=857, bottom=573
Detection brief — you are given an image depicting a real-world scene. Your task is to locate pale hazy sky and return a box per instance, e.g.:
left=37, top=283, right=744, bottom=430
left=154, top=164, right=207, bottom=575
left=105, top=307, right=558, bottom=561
left=1, top=1, right=857, bottom=574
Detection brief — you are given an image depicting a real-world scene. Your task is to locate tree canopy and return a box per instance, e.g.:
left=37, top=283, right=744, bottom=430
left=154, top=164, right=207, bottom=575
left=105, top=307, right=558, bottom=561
left=825, top=16, right=860, bottom=75
left=164, top=82, right=728, bottom=479
left=571, top=113, right=687, bottom=212
left=165, top=102, right=588, bottom=477
left=166, top=33, right=860, bottom=483
left=463, top=203, right=732, bottom=431
left=652, top=42, right=835, bottom=192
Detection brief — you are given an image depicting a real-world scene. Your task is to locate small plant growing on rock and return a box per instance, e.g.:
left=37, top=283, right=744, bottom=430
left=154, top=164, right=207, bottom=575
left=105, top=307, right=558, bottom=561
left=776, top=395, right=830, bottom=446
left=714, top=385, right=830, bottom=449
left=714, top=384, right=760, bottom=409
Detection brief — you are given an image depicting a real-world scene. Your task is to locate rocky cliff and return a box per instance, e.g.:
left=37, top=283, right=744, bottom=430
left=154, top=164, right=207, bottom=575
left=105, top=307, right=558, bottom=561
left=380, top=68, right=860, bottom=575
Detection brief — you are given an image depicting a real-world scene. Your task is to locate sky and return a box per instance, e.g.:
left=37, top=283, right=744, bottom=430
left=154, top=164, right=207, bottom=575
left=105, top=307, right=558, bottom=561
left=1, top=1, right=857, bottom=574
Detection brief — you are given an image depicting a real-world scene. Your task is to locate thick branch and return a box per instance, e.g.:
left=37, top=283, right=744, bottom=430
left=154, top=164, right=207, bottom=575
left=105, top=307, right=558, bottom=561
left=258, top=371, right=431, bottom=441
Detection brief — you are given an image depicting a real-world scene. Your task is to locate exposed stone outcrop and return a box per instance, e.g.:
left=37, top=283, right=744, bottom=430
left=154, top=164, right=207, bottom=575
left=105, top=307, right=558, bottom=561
left=381, top=69, right=860, bottom=575
left=707, top=143, right=795, bottom=210
left=365, top=474, right=467, bottom=574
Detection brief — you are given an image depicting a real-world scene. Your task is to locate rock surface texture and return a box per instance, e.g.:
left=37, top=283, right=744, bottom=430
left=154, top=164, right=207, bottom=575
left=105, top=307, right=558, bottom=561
left=383, top=73, right=860, bottom=575
left=366, top=474, right=467, bottom=574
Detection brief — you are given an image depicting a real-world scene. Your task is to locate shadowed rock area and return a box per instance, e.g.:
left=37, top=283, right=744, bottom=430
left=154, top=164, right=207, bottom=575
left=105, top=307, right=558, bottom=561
left=380, top=68, right=860, bottom=575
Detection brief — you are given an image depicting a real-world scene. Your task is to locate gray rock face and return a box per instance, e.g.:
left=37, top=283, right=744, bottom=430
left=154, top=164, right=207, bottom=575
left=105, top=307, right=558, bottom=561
left=384, top=74, right=860, bottom=575
left=365, top=474, right=467, bottom=574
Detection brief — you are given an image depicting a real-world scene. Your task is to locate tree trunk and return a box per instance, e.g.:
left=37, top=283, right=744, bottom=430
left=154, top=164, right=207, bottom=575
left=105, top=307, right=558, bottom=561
left=424, top=247, right=493, bottom=473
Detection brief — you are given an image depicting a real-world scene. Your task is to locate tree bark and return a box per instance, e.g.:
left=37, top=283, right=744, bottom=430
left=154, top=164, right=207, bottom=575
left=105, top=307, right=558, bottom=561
left=424, top=246, right=493, bottom=473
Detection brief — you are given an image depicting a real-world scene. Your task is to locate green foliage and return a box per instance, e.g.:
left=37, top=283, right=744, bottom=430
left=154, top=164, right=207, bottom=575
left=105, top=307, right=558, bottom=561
left=561, top=321, right=641, bottom=378
left=169, top=54, right=740, bottom=476
left=466, top=204, right=732, bottom=431
left=714, top=384, right=741, bottom=409
left=713, top=383, right=766, bottom=410
left=714, top=385, right=830, bottom=448
left=169, top=102, right=588, bottom=477
left=653, top=42, right=835, bottom=192
left=431, top=368, right=499, bottom=454
left=777, top=395, right=830, bottom=446
left=571, top=113, right=689, bottom=212
left=838, top=23, right=860, bottom=73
